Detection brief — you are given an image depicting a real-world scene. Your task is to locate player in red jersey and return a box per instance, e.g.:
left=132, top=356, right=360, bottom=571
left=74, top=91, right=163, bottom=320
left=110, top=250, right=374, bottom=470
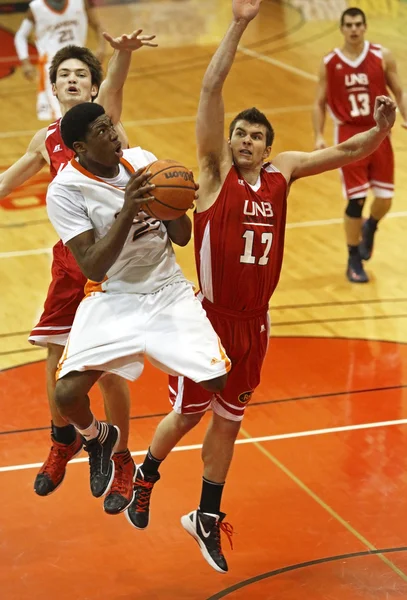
left=0, top=31, right=157, bottom=515
left=313, top=7, right=407, bottom=282
left=124, top=0, right=396, bottom=573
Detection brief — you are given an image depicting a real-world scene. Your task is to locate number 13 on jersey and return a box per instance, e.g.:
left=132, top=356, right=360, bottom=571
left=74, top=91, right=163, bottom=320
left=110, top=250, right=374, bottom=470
left=240, top=230, right=273, bottom=265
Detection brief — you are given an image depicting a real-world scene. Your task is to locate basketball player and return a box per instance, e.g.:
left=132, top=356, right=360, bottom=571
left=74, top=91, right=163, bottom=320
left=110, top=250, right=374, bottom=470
left=14, top=0, right=106, bottom=121
left=313, top=7, right=407, bottom=282
left=44, top=101, right=231, bottom=510
left=124, top=0, right=397, bottom=574
left=0, top=31, right=157, bottom=515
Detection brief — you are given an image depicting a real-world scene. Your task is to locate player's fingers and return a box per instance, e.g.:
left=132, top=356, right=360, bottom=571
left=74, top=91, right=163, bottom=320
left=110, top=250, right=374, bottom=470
left=144, top=42, right=159, bottom=47
left=130, top=29, right=143, bottom=38
left=102, top=32, right=117, bottom=42
left=128, top=170, right=152, bottom=187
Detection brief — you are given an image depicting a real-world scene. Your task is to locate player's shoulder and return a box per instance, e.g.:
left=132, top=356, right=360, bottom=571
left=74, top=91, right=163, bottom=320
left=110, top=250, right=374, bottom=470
left=49, top=161, right=77, bottom=187
left=262, top=161, right=282, bottom=175
left=323, top=49, right=338, bottom=65
left=122, top=147, right=157, bottom=168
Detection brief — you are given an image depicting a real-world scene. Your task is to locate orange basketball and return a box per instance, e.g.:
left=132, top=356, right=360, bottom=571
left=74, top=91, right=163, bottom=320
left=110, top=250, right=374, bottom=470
left=140, top=160, right=196, bottom=221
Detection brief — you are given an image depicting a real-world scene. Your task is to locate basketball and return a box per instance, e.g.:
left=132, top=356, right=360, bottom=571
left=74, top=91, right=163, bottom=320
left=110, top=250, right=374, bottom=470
left=140, top=160, right=196, bottom=221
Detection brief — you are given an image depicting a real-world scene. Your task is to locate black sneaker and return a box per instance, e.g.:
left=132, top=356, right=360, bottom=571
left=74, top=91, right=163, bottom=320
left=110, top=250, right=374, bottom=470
left=180, top=509, right=233, bottom=574
left=84, top=423, right=120, bottom=498
left=346, top=253, right=369, bottom=283
left=359, top=220, right=376, bottom=261
left=125, top=467, right=160, bottom=529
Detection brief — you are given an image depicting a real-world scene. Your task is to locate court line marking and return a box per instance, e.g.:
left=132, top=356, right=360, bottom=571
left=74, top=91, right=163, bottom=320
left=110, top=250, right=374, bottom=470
left=240, top=425, right=407, bottom=583
left=238, top=45, right=318, bottom=82
left=2, top=211, right=407, bottom=259
left=0, top=105, right=313, bottom=140
left=1, top=417, right=407, bottom=474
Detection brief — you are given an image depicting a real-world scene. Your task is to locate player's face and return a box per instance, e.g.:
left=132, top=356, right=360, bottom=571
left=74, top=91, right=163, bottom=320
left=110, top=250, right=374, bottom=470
left=229, top=120, right=271, bottom=169
left=341, top=16, right=366, bottom=45
left=75, top=115, right=123, bottom=168
left=52, top=59, right=98, bottom=107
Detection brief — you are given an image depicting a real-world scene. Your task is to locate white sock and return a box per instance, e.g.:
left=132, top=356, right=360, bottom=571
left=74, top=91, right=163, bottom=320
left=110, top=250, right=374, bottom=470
left=76, top=417, right=100, bottom=441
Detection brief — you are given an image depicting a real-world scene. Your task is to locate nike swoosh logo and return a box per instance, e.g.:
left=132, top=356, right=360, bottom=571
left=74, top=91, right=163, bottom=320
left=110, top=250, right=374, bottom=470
left=198, top=517, right=212, bottom=538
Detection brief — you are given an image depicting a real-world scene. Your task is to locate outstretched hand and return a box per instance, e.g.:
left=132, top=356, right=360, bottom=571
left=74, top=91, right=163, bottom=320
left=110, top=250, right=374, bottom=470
left=232, top=0, right=262, bottom=22
left=103, top=29, right=158, bottom=51
left=373, top=95, right=396, bottom=131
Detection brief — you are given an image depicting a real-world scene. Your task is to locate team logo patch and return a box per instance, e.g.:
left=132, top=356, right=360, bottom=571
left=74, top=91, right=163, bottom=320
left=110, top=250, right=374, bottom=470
left=238, top=391, right=253, bottom=404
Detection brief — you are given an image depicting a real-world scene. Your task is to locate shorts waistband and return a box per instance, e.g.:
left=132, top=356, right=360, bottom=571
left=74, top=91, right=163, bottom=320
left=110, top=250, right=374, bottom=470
left=198, top=292, right=268, bottom=320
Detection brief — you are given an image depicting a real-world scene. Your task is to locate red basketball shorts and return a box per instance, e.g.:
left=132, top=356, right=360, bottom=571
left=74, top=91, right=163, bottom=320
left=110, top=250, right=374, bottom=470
left=168, top=298, right=270, bottom=422
left=336, top=124, right=394, bottom=200
left=29, top=240, right=86, bottom=347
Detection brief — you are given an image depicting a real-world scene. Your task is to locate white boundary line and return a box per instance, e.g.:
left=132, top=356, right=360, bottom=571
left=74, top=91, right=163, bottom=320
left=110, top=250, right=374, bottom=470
left=2, top=211, right=407, bottom=259
left=1, top=418, right=407, bottom=474
left=238, top=45, right=319, bottom=82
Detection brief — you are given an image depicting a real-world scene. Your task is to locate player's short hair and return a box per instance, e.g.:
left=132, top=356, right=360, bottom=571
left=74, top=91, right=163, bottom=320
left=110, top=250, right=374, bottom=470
left=229, top=107, right=274, bottom=147
left=49, top=45, right=103, bottom=91
left=340, top=7, right=366, bottom=26
left=60, top=102, right=105, bottom=150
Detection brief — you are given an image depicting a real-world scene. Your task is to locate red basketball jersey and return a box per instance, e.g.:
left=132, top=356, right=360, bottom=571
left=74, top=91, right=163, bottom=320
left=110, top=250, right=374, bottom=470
left=45, top=119, right=74, bottom=180
left=194, top=164, right=287, bottom=312
left=325, top=41, right=388, bottom=127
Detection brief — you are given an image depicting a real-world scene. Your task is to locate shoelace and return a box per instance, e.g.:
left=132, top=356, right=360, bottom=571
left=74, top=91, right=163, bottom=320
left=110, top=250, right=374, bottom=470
left=41, top=443, right=73, bottom=476
left=109, top=458, right=133, bottom=496
left=134, top=478, right=154, bottom=512
left=215, top=521, right=234, bottom=551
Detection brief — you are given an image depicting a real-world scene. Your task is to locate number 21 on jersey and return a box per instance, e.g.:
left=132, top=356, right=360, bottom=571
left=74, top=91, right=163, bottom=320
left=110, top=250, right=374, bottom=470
left=240, top=230, right=273, bottom=265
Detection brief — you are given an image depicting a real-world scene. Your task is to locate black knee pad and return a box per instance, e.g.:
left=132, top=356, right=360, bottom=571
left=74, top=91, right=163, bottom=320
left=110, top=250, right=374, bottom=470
left=345, top=197, right=366, bottom=218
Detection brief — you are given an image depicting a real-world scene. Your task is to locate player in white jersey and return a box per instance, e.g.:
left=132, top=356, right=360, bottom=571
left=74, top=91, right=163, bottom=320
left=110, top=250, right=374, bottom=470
left=46, top=102, right=231, bottom=503
left=0, top=31, right=157, bottom=514
left=14, top=0, right=106, bottom=120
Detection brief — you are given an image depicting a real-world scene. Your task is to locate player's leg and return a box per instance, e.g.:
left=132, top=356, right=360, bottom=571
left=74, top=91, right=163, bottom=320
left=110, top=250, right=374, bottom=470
left=46, top=65, right=62, bottom=122
left=337, top=125, right=369, bottom=283
left=125, top=379, right=210, bottom=530
left=53, top=292, right=148, bottom=500
left=36, top=56, right=53, bottom=121
left=31, top=242, right=86, bottom=496
left=100, top=374, right=136, bottom=515
left=180, top=310, right=268, bottom=574
left=55, top=369, right=120, bottom=498
left=359, top=136, right=394, bottom=261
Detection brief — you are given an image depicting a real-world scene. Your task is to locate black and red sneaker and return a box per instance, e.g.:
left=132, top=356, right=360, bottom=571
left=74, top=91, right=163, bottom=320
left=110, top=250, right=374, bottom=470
left=104, top=450, right=135, bottom=515
left=34, top=434, right=83, bottom=496
left=180, top=509, right=233, bottom=573
left=125, top=467, right=160, bottom=529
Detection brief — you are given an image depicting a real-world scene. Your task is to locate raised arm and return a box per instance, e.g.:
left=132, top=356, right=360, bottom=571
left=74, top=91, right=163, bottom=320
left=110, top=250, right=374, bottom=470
left=96, top=29, right=157, bottom=125
left=0, top=128, right=47, bottom=199
left=383, top=48, right=407, bottom=128
left=274, top=96, right=396, bottom=182
left=14, top=8, right=36, bottom=81
left=312, top=59, right=328, bottom=149
left=84, top=0, right=107, bottom=64
left=196, top=0, right=261, bottom=204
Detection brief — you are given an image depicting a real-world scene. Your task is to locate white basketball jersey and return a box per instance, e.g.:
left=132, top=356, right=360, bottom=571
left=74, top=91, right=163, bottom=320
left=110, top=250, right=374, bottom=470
left=30, top=0, right=88, bottom=60
left=47, top=148, right=186, bottom=294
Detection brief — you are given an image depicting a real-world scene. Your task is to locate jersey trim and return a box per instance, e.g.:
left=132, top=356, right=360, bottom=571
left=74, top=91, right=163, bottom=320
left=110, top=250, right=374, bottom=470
left=70, top=156, right=136, bottom=188
left=334, top=40, right=370, bottom=68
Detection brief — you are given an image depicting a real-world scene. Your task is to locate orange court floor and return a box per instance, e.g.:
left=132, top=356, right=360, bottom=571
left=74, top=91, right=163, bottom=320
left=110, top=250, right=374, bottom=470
left=1, top=0, right=407, bottom=598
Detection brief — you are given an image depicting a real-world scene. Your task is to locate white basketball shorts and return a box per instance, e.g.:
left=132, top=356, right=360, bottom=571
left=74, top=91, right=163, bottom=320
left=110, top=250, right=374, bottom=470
left=56, top=281, right=231, bottom=382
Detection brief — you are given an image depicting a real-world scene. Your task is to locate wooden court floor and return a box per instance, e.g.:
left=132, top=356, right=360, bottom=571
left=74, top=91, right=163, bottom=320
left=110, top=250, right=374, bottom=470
left=1, top=0, right=407, bottom=598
